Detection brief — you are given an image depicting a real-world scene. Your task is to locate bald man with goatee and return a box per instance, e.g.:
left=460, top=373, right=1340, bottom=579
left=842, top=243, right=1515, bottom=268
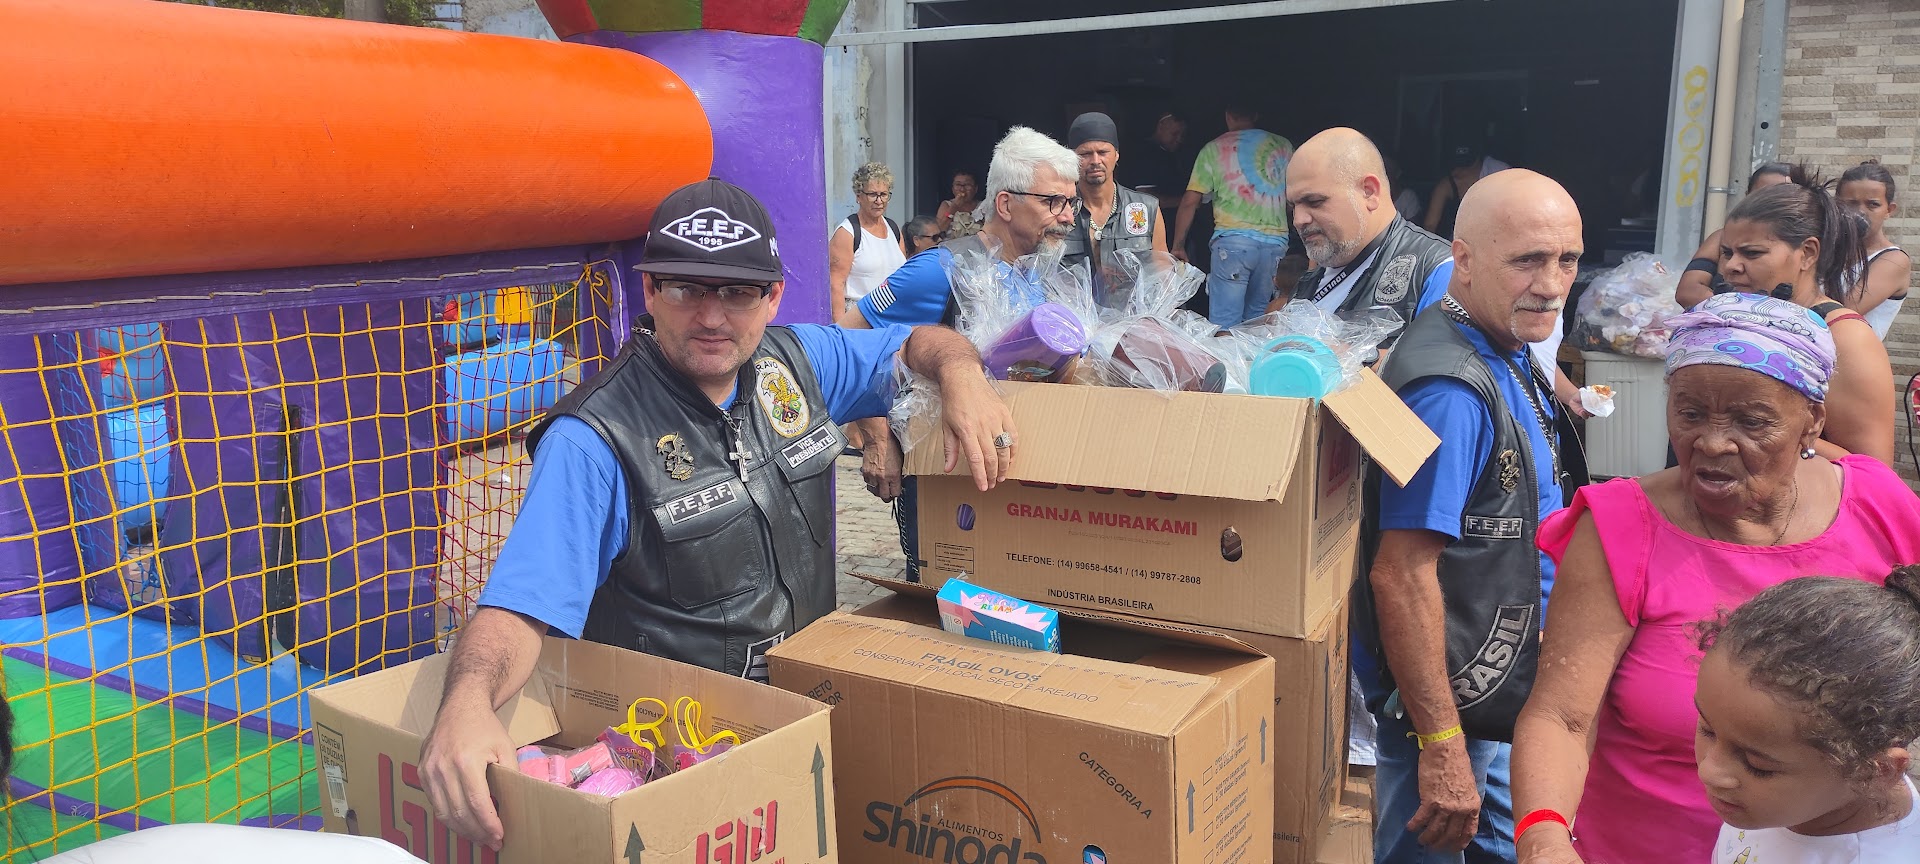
left=1283, top=129, right=1454, bottom=332
left=1351, top=169, right=1588, bottom=864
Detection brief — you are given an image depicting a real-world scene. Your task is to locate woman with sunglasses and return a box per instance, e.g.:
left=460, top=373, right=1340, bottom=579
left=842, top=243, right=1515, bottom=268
left=904, top=216, right=944, bottom=256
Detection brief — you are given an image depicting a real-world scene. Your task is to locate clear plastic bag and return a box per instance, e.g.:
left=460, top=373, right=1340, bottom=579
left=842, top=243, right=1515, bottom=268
left=890, top=247, right=1213, bottom=453
left=1082, top=315, right=1232, bottom=393
left=1228, top=301, right=1405, bottom=399
left=945, top=236, right=1093, bottom=383
left=1572, top=253, right=1683, bottom=358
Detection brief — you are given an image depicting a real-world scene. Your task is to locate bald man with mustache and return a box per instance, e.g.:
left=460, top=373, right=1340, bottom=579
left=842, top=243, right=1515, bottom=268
left=1352, top=170, right=1587, bottom=864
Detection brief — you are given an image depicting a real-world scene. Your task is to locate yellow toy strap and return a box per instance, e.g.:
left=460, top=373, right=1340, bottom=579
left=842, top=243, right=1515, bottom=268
left=673, top=696, right=741, bottom=753
left=614, top=696, right=669, bottom=750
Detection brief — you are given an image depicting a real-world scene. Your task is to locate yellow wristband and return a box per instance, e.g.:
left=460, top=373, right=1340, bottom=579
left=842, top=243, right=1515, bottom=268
left=1408, top=725, right=1463, bottom=750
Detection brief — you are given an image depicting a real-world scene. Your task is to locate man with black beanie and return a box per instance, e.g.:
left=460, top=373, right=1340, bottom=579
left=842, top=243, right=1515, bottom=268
left=1060, top=111, right=1165, bottom=296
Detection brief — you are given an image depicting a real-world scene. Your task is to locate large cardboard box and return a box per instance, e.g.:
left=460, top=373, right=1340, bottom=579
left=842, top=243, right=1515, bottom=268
left=768, top=585, right=1276, bottom=864
left=905, top=374, right=1435, bottom=638
left=309, top=638, right=839, bottom=863
left=1227, top=621, right=1350, bottom=864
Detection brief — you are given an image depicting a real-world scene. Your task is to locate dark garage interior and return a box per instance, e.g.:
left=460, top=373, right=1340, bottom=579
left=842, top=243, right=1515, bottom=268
left=908, top=0, right=1680, bottom=262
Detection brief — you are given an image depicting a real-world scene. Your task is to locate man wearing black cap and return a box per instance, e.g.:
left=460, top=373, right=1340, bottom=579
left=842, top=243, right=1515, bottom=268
left=1060, top=111, right=1165, bottom=285
left=417, top=178, right=1017, bottom=851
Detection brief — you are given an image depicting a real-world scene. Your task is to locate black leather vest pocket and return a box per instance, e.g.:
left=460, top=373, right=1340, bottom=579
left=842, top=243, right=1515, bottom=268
left=651, top=478, right=765, bottom=608
left=774, top=422, right=842, bottom=546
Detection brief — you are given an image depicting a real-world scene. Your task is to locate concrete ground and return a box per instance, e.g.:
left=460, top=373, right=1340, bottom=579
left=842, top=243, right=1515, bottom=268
left=832, top=453, right=907, bottom=610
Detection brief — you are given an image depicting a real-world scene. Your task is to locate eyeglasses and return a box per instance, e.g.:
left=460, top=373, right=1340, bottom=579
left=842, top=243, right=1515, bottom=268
left=654, top=279, right=772, bottom=311
left=914, top=232, right=944, bottom=242
left=859, top=190, right=892, bottom=201
left=1007, top=190, right=1082, bottom=216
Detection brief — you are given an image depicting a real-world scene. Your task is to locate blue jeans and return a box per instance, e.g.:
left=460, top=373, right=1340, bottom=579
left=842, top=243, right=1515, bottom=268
left=1364, top=680, right=1516, bottom=863
left=1205, top=231, right=1288, bottom=327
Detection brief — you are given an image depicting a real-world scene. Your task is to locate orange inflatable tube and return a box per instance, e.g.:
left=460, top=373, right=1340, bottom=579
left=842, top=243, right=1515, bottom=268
left=0, top=0, right=712, bottom=286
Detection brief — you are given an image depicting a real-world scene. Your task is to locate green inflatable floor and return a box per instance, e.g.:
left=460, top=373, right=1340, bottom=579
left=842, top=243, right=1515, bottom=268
left=3, top=656, right=320, bottom=858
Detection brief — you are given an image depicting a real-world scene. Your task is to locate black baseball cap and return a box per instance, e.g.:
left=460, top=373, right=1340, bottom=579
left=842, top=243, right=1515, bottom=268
left=632, top=177, right=783, bottom=282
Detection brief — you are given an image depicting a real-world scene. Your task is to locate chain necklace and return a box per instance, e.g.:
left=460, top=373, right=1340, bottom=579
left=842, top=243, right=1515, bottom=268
left=1442, top=295, right=1563, bottom=480
left=1694, top=479, right=1800, bottom=546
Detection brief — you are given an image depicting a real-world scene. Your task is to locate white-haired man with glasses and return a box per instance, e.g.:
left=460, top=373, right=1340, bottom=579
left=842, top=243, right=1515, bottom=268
left=835, top=125, right=1079, bottom=580
left=418, top=178, right=1016, bottom=852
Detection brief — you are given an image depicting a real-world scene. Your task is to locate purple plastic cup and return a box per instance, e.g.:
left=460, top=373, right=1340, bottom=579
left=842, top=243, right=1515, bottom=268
left=982, top=303, right=1088, bottom=382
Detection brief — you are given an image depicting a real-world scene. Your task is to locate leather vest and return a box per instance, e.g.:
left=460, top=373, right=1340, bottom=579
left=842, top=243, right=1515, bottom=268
left=1292, top=216, right=1452, bottom=338
left=1061, top=185, right=1160, bottom=274
left=1353, top=304, right=1544, bottom=742
left=527, top=322, right=841, bottom=681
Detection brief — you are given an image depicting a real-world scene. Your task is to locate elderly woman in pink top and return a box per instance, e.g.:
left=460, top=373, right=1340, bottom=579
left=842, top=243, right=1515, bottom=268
left=1510, top=292, right=1920, bottom=864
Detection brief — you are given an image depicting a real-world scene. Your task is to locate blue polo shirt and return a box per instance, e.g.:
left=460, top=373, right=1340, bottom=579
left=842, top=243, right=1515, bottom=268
left=858, top=246, right=1046, bottom=327
left=474, top=323, right=912, bottom=638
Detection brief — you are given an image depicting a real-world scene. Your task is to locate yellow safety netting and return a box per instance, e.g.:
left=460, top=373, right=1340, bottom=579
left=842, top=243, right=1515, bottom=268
left=1, top=266, right=614, bottom=859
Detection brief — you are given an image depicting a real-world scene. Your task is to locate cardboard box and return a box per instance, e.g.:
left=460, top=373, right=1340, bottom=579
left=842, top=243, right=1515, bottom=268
left=309, top=637, right=839, bottom=863
left=1227, top=620, right=1350, bottom=864
left=905, top=374, right=1435, bottom=638
left=1314, top=773, right=1375, bottom=864
left=768, top=582, right=1275, bottom=864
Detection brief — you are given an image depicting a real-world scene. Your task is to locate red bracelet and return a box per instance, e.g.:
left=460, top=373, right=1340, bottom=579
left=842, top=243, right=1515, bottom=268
left=1515, top=809, right=1570, bottom=842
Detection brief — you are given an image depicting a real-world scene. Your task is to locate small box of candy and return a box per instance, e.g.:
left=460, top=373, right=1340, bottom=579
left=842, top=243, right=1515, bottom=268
left=936, top=575, right=1060, bottom=652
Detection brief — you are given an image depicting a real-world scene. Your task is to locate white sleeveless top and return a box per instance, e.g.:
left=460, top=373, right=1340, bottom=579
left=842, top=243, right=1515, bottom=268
left=836, top=218, right=907, bottom=303
left=1856, top=245, right=1908, bottom=339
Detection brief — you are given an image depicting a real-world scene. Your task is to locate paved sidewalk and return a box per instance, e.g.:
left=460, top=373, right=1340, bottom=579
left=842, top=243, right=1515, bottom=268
left=834, top=454, right=909, bottom=610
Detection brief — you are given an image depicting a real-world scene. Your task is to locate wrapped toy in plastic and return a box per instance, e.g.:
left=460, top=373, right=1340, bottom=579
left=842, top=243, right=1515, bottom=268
left=599, top=725, right=665, bottom=783
left=1085, top=316, right=1230, bottom=392
left=1572, top=253, right=1683, bottom=358
left=942, top=235, right=1096, bottom=383
left=1074, top=250, right=1227, bottom=392
left=668, top=696, right=740, bottom=771
left=520, top=740, right=615, bottom=787
left=1229, top=302, right=1404, bottom=400
left=574, top=765, right=647, bottom=797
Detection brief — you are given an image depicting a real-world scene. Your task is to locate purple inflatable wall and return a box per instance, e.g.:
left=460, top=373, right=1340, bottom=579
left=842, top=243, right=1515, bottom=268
left=0, top=334, right=117, bottom=619
left=576, top=30, right=831, bottom=326
left=160, top=302, right=439, bottom=673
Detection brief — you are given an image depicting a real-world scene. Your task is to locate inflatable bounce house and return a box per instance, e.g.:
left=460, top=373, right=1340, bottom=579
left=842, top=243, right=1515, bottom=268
left=0, top=0, right=845, bottom=854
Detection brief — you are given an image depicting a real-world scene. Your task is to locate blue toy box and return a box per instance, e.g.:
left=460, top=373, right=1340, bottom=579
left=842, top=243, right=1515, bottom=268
left=935, top=575, right=1060, bottom=652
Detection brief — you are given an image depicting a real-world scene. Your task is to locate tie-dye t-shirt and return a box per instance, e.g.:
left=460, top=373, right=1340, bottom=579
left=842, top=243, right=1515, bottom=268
left=1186, top=129, right=1293, bottom=238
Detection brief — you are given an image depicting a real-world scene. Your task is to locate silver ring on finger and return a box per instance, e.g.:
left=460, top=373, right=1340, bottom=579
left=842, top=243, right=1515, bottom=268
left=993, top=432, right=1014, bottom=449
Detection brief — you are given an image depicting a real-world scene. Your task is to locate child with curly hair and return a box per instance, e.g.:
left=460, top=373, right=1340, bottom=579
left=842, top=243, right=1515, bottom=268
left=1695, top=566, right=1920, bottom=862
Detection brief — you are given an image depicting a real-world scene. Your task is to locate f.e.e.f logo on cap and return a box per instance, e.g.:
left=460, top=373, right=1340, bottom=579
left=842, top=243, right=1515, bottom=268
left=661, top=207, right=762, bottom=252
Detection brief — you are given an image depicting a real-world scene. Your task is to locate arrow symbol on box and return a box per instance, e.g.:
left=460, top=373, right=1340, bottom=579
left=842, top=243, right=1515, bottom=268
left=1186, top=782, right=1195, bottom=833
left=812, top=745, right=829, bottom=857
left=1260, top=718, right=1268, bottom=764
left=624, top=824, right=645, bottom=864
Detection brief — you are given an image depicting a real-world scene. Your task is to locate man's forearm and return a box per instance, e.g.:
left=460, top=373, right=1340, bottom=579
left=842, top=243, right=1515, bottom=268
left=836, top=303, right=872, bottom=329
left=1371, top=551, right=1461, bottom=733
left=1172, top=191, right=1201, bottom=251
left=441, top=607, right=545, bottom=713
left=902, top=325, right=984, bottom=384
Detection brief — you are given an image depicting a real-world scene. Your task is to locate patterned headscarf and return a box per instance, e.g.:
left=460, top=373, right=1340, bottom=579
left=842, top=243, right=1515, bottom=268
left=1663, top=293, right=1836, bottom=402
